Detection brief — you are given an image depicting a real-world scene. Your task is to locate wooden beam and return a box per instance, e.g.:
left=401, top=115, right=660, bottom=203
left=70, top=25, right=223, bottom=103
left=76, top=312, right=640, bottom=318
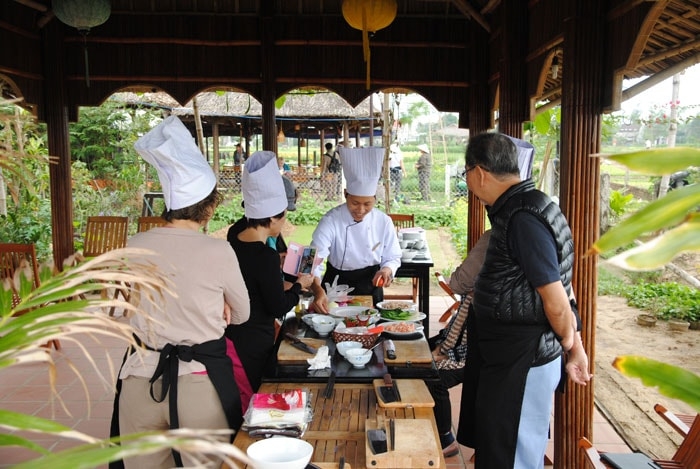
left=450, top=0, right=491, bottom=33
left=622, top=53, right=700, bottom=101
left=637, top=36, right=700, bottom=66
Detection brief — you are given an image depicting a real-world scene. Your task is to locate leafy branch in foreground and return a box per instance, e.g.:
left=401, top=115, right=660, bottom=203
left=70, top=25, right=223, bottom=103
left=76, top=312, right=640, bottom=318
left=590, top=146, right=700, bottom=411
left=0, top=248, right=249, bottom=467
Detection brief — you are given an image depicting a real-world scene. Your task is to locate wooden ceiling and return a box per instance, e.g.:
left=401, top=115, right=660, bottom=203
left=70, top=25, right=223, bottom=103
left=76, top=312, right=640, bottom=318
left=2, top=0, right=700, bottom=123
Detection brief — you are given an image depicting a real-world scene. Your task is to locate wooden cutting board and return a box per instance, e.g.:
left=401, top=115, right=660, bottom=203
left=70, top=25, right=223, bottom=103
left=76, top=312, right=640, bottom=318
left=384, top=339, right=433, bottom=365
left=365, top=418, right=440, bottom=468
left=373, top=379, right=435, bottom=408
left=276, top=338, right=326, bottom=364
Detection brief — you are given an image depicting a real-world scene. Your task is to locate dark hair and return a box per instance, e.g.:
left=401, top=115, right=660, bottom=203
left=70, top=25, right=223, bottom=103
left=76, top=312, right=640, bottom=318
left=163, top=187, right=223, bottom=223
left=245, top=210, right=286, bottom=228
left=325, top=142, right=333, bottom=150
left=465, top=132, right=519, bottom=176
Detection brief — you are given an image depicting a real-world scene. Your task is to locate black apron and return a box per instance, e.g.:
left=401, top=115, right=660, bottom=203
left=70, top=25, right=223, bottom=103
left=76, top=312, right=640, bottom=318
left=109, top=335, right=241, bottom=468
left=322, top=262, right=383, bottom=305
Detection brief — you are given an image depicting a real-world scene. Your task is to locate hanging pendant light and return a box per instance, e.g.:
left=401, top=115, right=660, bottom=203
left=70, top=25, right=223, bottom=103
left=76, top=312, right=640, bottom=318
left=342, top=0, right=397, bottom=90
left=53, top=0, right=111, bottom=87
left=277, top=124, right=286, bottom=142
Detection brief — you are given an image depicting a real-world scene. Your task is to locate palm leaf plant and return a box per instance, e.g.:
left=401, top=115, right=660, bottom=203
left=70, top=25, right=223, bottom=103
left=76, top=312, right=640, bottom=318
left=1, top=98, right=250, bottom=467
left=591, top=147, right=700, bottom=412
left=0, top=249, right=250, bottom=467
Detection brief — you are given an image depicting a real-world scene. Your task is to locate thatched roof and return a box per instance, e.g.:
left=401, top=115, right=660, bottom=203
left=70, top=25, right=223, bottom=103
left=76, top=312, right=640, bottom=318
left=113, top=90, right=383, bottom=138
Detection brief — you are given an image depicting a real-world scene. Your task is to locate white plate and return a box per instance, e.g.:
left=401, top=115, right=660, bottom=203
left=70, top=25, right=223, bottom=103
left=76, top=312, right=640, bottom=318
left=378, top=311, right=427, bottom=323
left=329, top=306, right=379, bottom=324
left=376, top=300, right=418, bottom=312
left=380, top=322, right=425, bottom=336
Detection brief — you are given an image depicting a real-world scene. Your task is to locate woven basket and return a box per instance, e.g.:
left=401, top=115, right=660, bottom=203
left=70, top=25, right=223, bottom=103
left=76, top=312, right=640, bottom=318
left=332, top=330, right=379, bottom=348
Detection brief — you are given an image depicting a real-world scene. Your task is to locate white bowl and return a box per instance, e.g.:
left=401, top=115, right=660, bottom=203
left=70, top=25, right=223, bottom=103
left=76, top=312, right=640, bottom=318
left=345, top=347, right=372, bottom=368
left=336, top=340, right=363, bottom=357
left=401, top=251, right=417, bottom=262
left=312, top=315, right=336, bottom=337
left=246, top=436, right=313, bottom=469
left=402, top=232, right=423, bottom=240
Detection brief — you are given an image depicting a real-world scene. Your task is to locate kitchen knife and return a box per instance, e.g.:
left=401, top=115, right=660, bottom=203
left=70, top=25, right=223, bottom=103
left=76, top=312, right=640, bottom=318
left=384, top=339, right=396, bottom=359
left=377, top=373, right=401, bottom=403
left=367, top=428, right=388, bottom=454
left=323, top=369, right=336, bottom=399
left=284, top=332, right=318, bottom=354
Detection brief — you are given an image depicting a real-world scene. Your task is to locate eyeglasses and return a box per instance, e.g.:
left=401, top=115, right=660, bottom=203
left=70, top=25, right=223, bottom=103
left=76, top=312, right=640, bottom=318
left=465, top=166, right=478, bottom=176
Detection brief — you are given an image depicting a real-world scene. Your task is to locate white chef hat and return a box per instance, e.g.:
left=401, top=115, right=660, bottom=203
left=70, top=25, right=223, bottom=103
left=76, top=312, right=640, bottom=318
left=242, top=151, right=288, bottom=219
left=506, top=135, right=536, bottom=181
left=339, top=147, right=384, bottom=196
left=134, top=116, right=216, bottom=210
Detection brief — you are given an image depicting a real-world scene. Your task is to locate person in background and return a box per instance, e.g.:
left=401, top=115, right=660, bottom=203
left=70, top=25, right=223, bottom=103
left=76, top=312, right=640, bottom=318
left=310, top=147, right=402, bottom=311
left=416, top=143, right=432, bottom=201
left=233, top=142, right=245, bottom=165
left=389, top=142, right=406, bottom=202
left=277, top=155, right=292, bottom=175
left=111, top=116, right=250, bottom=469
left=322, top=141, right=343, bottom=201
left=225, top=151, right=315, bottom=412
left=427, top=230, right=490, bottom=458
left=457, top=132, right=590, bottom=468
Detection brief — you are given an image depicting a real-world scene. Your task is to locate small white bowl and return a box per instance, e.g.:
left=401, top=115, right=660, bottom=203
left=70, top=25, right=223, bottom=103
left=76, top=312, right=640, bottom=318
left=336, top=340, right=363, bottom=357
left=401, top=251, right=417, bottom=262
left=312, top=315, right=336, bottom=337
left=345, top=347, right=372, bottom=368
left=246, top=436, right=313, bottom=469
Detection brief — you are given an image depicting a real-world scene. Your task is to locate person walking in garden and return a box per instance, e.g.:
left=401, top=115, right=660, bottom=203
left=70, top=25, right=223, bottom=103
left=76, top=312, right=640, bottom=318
left=322, top=141, right=343, bottom=201
left=389, top=142, right=406, bottom=201
left=457, top=132, right=590, bottom=469
left=415, top=143, right=432, bottom=201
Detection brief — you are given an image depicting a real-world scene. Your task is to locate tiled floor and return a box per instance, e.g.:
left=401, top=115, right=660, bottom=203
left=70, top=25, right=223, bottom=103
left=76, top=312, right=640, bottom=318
left=0, top=296, right=631, bottom=468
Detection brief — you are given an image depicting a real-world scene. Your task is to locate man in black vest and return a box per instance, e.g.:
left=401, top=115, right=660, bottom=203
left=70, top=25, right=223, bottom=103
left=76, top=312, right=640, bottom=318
left=456, top=132, right=590, bottom=469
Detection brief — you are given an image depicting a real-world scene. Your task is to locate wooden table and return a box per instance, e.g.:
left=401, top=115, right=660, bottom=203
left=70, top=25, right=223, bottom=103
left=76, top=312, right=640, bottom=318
left=232, top=382, right=446, bottom=469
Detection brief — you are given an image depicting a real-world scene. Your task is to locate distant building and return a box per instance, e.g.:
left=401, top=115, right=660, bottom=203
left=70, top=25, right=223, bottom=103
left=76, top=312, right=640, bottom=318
left=616, top=122, right=642, bottom=144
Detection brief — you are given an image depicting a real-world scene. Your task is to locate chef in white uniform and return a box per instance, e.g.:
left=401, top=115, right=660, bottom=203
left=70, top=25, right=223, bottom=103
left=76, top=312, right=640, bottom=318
left=310, top=147, right=402, bottom=312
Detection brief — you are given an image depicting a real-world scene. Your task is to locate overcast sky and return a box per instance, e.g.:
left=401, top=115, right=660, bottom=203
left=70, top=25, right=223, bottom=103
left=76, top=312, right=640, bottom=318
left=621, top=63, right=700, bottom=114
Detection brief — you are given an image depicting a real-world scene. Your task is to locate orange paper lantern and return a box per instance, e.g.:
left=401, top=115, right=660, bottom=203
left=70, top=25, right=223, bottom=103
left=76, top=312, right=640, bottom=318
left=342, top=0, right=397, bottom=89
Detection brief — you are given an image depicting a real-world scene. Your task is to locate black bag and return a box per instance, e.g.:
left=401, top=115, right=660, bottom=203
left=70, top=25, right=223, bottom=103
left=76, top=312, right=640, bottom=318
left=328, top=151, right=341, bottom=173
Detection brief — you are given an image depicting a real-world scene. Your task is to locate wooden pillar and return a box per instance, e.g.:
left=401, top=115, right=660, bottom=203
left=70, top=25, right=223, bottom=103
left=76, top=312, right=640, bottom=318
left=466, top=27, right=491, bottom=250
left=554, top=1, right=604, bottom=468
left=260, top=4, right=276, bottom=152
left=498, top=0, right=528, bottom=138
left=42, top=21, right=74, bottom=270
left=212, top=122, right=220, bottom=173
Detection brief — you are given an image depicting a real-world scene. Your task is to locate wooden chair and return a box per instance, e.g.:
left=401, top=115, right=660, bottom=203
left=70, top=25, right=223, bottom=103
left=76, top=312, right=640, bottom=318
left=0, top=243, right=60, bottom=350
left=386, top=213, right=418, bottom=303
left=434, top=271, right=461, bottom=322
left=388, top=213, right=415, bottom=232
left=579, top=413, right=700, bottom=469
left=82, top=216, right=129, bottom=316
left=655, top=403, right=695, bottom=438
left=137, top=216, right=166, bottom=232
left=83, top=216, right=129, bottom=257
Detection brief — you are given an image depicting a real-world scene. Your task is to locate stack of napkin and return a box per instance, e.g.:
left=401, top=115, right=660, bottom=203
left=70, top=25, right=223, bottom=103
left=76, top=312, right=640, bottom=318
left=242, top=388, right=312, bottom=438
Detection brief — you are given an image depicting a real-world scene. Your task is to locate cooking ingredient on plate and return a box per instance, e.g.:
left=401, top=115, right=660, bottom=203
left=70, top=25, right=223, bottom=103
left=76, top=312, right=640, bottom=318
left=380, top=309, right=413, bottom=320
left=382, top=322, right=416, bottom=333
